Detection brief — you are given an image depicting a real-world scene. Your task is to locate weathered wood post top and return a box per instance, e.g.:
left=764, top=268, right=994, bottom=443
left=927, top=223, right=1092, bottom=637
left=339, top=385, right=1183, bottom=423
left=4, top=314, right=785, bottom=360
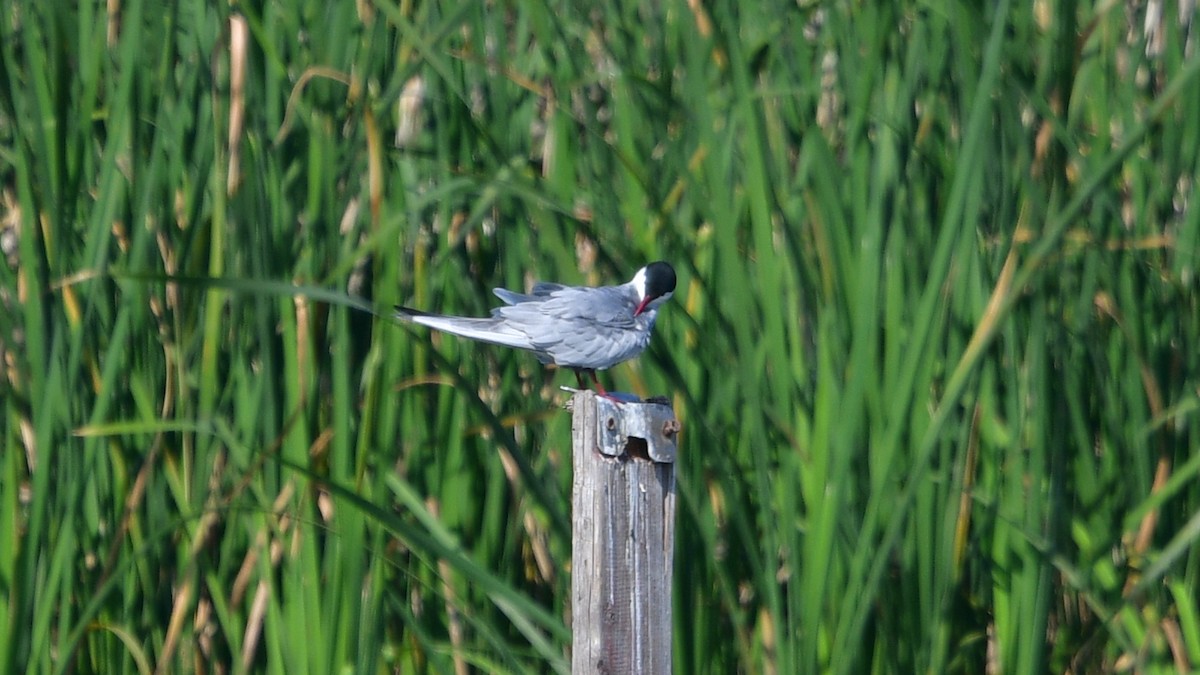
left=569, top=390, right=679, bottom=675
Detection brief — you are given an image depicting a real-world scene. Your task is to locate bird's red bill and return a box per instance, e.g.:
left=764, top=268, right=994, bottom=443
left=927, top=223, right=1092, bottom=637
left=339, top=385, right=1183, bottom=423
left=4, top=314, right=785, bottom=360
left=634, top=297, right=651, bottom=316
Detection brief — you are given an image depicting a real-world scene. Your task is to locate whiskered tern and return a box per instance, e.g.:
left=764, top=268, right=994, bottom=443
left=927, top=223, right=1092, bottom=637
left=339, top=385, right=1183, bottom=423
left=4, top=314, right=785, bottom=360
left=394, top=262, right=676, bottom=396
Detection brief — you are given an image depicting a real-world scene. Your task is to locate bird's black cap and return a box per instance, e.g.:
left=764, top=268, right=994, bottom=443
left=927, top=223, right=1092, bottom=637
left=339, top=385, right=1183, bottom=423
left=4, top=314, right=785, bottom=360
left=643, top=261, right=677, bottom=299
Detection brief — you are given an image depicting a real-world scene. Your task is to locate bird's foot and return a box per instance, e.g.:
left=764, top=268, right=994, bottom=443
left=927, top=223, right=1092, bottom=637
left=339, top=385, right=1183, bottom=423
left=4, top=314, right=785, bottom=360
left=558, top=386, right=643, bottom=403
left=600, top=391, right=644, bottom=403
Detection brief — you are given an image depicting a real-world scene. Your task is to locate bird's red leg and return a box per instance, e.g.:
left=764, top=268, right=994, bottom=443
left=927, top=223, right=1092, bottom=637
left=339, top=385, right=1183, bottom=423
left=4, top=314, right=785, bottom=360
left=571, top=369, right=620, bottom=401
left=589, top=370, right=613, bottom=398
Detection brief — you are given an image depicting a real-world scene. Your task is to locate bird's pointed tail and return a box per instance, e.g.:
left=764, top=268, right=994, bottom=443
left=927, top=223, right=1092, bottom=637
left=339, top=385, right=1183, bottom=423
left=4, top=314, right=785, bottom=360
left=394, top=307, right=535, bottom=351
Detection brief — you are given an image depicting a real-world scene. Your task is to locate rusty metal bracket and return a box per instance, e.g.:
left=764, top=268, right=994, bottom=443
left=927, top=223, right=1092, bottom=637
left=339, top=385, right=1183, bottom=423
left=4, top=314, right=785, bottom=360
left=594, top=395, right=678, bottom=462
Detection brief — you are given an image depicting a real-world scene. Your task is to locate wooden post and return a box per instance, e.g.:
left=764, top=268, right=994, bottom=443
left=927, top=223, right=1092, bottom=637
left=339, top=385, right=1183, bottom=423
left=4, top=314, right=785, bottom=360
left=570, top=390, right=679, bottom=675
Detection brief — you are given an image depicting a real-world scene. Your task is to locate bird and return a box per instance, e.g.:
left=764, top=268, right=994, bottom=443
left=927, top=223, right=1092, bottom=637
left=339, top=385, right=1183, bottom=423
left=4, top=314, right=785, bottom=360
left=394, top=261, right=676, bottom=397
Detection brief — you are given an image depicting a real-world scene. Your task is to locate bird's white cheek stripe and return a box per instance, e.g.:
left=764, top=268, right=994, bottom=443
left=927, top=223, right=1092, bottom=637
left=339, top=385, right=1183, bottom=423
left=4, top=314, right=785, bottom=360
left=630, top=268, right=648, bottom=301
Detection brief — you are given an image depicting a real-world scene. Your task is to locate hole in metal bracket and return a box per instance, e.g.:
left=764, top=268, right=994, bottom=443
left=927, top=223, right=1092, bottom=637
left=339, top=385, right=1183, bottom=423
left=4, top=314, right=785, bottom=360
left=625, top=436, right=650, bottom=461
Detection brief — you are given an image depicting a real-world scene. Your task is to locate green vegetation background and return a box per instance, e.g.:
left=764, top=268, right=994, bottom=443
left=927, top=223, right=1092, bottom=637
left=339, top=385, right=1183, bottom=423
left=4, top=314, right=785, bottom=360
left=3, top=0, right=1200, bottom=672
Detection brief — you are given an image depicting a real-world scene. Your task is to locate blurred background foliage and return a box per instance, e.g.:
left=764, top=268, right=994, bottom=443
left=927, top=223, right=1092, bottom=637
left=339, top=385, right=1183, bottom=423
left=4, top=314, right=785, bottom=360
left=2, top=0, right=1200, bottom=672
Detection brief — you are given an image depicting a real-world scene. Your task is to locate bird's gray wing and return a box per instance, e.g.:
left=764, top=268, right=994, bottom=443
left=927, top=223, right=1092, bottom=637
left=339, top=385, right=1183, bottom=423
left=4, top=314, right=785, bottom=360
left=494, top=286, right=634, bottom=327
left=493, top=281, right=570, bottom=306
left=529, top=281, right=567, bottom=296
left=537, top=319, right=650, bottom=369
left=494, top=286, right=647, bottom=369
left=493, top=288, right=533, bottom=305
